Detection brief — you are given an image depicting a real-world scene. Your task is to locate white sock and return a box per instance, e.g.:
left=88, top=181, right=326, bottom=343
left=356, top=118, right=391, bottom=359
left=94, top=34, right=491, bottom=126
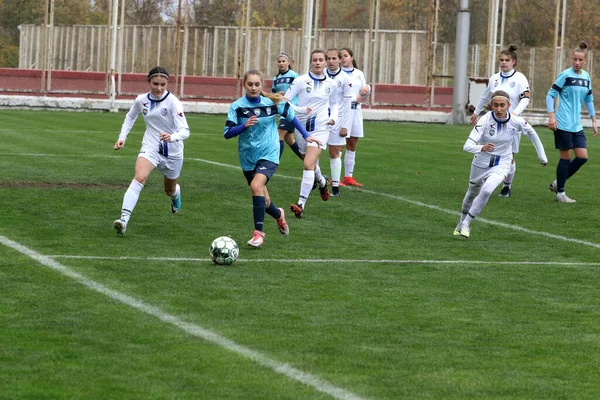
left=298, top=170, right=315, bottom=207
left=504, top=162, right=516, bottom=186
left=314, top=163, right=326, bottom=187
left=330, top=157, right=342, bottom=187
left=344, top=150, right=356, bottom=177
left=170, top=183, right=180, bottom=199
left=121, top=179, right=144, bottom=222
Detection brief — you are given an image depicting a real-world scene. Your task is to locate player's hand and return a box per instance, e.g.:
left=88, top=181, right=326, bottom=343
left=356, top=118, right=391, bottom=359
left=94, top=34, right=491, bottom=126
left=114, top=139, right=125, bottom=150
left=481, top=143, right=495, bottom=152
left=356, top=95, right=366, bottom=104
left=470, top=114, right=479, bottom=125
left=245, top=116, right=258, bottom=128
left=327, top=119, right=335, bottom=125
left=306, top=136, right=322, bottom=146
left=305, top=107, right=312, bottom=114
left=160, top=133, right=172, bottom=142
left=359, top=85, right=370, bottom=96
left=592, top=121, right=598, bottom=137
left=547, top=115, right=557, bottom=131
left=339, top=128, right=348, bottom=137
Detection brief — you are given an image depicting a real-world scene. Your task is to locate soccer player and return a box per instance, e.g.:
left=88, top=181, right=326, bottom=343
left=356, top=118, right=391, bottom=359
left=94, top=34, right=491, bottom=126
left=285, top=49, right=338, bottom=218
left=471, top=45, right=530, bottom=197
left=224, top=69, right=316, bottom=248
left=340, top=47, right=371, bottom=187
left=325, top=48, right=351, bottom=197
left=271, top=53, right=303, bottom=160
left=112, top=66, right=189, bottom=235
left=547, top=41, right=598, bottom=203
left=455, top=91, right=547, bottom=238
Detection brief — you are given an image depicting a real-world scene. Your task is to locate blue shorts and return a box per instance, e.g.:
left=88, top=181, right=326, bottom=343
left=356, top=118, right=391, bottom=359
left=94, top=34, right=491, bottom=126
left=554, top=129, right=587, bottom=150
left=243, top=159, right=278, bottom=185
left=278, top=118, right=295, bottom=133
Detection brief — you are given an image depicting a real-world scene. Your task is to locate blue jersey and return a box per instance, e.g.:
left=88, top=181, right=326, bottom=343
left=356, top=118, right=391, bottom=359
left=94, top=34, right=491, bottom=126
left=224, top=95, right=296, bottom=171
left=272, top=69, right=299, bottom=105
left=548, top=67, right=594, bottom=132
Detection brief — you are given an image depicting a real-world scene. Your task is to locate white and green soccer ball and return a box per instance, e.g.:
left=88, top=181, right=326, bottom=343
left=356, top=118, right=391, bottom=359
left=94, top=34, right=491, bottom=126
left=209, top=236, right=239, bottom=265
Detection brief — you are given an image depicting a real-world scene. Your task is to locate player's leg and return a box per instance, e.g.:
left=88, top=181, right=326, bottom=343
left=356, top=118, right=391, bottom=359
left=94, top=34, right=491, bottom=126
left=247, top=170, right=269, bottom=247
left=499, top=158, right=516, bottom=197
left=114, top=155, right=155, bottom=234
left=162, top=158, right=183, bottom=214
left=461, top=172, right=505, bottom=237
left=263, top=184, right=289, bottom=236
left=343, top=111, right=364, bottom=186
left=329, top=145, right=343, bottom=197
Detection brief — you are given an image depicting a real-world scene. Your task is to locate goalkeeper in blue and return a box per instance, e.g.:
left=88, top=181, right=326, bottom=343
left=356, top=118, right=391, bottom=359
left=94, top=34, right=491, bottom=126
left=224, top=69, right=319, bottom=248
left=547, top=41, right=597, bottom=204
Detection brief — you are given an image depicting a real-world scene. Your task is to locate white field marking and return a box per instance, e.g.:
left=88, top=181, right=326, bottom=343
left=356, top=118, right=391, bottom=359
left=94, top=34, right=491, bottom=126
left=6, top=152, right=600, bottom=249
left=0, top=235, right=364, bottom=400
left=47, top=255, right=600, bottom=267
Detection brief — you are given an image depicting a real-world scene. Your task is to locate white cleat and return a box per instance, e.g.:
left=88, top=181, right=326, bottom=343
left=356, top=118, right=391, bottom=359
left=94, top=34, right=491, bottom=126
left=459, top=225, right=470, bottom=238
left=113, top=218, right=127, bottom=235
left=556, top=193, right=576, bottom=203
left=276, top=208, right=289, bottom=236
left=247, top=230, right=265, bottom=248
left=549, top=181, right=558, bottom=193
left=453, top=224, right=462, bottom=236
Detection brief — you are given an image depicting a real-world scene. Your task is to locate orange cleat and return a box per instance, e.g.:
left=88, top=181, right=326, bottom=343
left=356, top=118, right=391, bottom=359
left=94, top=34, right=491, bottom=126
left=343, top=176, right=363, bottom=187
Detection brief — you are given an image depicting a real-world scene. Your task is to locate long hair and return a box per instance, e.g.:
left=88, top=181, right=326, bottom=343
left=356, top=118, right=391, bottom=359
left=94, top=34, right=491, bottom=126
left=500, top=44, right=518, bottom=65
left=243, top=69, right=286, bottom=104
left=340, top=47, right=358, bottom=69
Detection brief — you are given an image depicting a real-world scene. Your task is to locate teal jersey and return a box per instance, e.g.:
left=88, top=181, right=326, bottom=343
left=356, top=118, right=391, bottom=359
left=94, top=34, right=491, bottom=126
left=224, top=95, right=296, bottom=171
left=272, top=69, right=299, bottom=105
left=548, top=67, right=594, bottom=132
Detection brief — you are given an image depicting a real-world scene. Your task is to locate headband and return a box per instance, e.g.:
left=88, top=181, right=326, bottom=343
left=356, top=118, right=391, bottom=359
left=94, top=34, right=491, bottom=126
left=491, top=95, right=510, bottom=103
left=278, top=53, right=291, bottom=61
left=148, top=72, right=169, bottom=79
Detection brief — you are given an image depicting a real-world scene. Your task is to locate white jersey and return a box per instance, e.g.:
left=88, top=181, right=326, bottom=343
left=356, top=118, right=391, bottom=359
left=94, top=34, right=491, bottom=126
left=325, top=68, right=351, bottom=132
left=119, top=91, right=190, bottom=159
left=285, top=72, right=339, bottom=135
left=343, top=67, right=370, bottom=110
left=474, top=69, right=530, bottom=116
left=465, top=111, right=547, bottom=169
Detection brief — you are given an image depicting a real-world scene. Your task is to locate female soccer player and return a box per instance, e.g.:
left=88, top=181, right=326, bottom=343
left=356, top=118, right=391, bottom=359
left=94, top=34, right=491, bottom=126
left=271, top=52, right=302, bottom=160
left=455, top=91, right=547, bottom=238
left=340, top=47, right=371, bottom=187
left=325, top=48, right=351, bottom=197
left=285, top=49, right=339, bottom=218
left=224, top=69, right=315, bottom=248
left=471, top=45, right=530, bottom=197
left=113, top=66, right=190, bottom=235
left=547, top=41, right=597, bottom=203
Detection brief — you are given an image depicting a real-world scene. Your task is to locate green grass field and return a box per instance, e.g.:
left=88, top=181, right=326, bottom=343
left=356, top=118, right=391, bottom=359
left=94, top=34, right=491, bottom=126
left=1, top=109, right=600, bottom=399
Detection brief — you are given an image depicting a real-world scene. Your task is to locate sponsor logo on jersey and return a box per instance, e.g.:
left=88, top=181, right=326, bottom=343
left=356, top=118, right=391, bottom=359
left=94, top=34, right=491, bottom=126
left=243, top=110, right=250, bottom=115
left=259, top=166, right=267, bottom=170
left=142, top=102, right=148, bottom=107
left=177, top=112, right=184, bottom=117
left=161, top=108, right=168, bottom=116
left=494, top=80, right=499, bottom=87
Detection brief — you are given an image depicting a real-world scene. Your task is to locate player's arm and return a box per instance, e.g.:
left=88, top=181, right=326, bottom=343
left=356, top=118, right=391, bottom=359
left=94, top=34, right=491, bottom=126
left=547, top=73, right=566, bottom=131
left=114, top=97, right=141, bottom=149
left=472, top=81, right=493, bottom=123
left=520, top=119, right=547, bottom=165
left=279, top=101, right=309, bottom=139
left=512, top=83, right=531, bottom=116
left=584, top=84, right=597, bottom=137
left=463, top=121, right=486, bottom=153
left=164, top=99, right=190, bottom=142
left=224, top=104, right=247, bottom=139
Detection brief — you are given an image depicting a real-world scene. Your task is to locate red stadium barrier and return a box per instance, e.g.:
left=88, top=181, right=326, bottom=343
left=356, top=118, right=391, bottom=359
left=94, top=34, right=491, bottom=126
left=0, top=68, right=453, bottom=109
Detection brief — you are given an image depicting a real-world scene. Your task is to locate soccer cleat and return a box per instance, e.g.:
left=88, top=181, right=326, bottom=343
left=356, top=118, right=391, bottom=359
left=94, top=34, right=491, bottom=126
left=556, top=193, right=576, bottom=203
left=319, top=183, right=330, bottom=201
left=330, top=178, right=346, bottom=187
left=459, top=225, right=471, bottom=238
left=549, top=181, right=558, bottom=193
left=343, top=176, right=363, bottom=187
left=331, top=186, right=340, bottom=197
left=247, top=230, right=265, bottom=247
left=113, top=218, right=127, bottom=235
left=498, top=186, right=511, bottom=197
left=276, top=207, right=289, bottom=236
left=453, top=224, right=462, bottom=236
left=170, top=194, right=181, bottom=214
left=290, top=202, right=304, bottom=219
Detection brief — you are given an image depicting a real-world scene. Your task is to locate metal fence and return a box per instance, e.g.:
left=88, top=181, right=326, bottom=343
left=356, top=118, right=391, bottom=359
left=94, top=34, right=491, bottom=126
left=1, top=0, right=599, bottom=111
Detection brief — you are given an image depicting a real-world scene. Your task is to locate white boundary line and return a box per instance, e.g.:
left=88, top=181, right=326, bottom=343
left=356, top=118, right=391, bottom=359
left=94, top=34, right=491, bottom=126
left=0, top=234, right=364, bottom=400
left=47, top=255, right=600, bottom=266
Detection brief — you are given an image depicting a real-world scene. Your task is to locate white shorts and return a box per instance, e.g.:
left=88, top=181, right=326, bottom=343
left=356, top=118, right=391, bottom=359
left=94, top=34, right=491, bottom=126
left=468, top=161, right=510, bottom=186
left=138, top=145, right=183, bottom=180
left=348, top=109, right=364, bottom=138
left=327, top=128, right=346, bottom=146
left=295, top=129, right=329, bottom=153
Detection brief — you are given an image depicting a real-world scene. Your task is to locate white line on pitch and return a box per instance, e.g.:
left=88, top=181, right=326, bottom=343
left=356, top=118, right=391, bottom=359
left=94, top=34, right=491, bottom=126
left=0, top=235, right=364, bottom=400
left=6, top=152, right=600, bottom=249
left=47, top=255, right=600, bottom=267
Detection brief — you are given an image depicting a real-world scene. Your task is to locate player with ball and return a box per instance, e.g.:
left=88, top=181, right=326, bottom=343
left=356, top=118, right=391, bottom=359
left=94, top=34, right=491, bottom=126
left=224, top=69, right=318, bottom=248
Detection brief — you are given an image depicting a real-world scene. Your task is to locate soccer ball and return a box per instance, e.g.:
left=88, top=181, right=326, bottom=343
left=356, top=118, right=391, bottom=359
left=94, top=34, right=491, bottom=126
left=209, top=236, right=239, bottom=265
